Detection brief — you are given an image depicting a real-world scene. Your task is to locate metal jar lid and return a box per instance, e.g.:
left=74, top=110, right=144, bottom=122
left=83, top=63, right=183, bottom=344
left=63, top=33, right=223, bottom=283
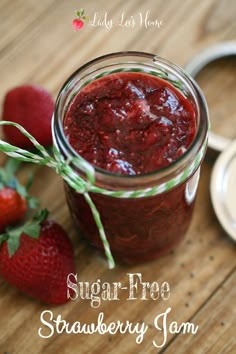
left=210, top=140, right=236, bottom=241
left=185, top=41, right=236, bottom=154
left=185, top=41, right=236, bottom=242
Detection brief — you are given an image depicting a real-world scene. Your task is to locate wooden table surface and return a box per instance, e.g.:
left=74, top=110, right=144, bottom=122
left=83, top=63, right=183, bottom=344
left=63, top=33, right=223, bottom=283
left=0, top=1, right=236, bottom=353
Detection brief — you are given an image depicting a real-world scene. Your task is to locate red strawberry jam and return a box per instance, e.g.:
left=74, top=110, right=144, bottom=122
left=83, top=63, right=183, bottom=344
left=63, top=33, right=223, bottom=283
left=64, top=72, right=196, bottom=175
left=63, top=71, right=198, bottom=264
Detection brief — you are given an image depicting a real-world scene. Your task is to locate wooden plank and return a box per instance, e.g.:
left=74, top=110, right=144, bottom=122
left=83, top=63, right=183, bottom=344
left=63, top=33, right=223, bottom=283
left=159, top=268, right=236, bottom=354
left=0, top=0, right=60, bottom=53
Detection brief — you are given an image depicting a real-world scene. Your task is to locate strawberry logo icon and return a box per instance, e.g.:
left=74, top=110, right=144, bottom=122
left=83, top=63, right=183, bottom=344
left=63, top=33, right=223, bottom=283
left=72, top=8, right=89, bottom=30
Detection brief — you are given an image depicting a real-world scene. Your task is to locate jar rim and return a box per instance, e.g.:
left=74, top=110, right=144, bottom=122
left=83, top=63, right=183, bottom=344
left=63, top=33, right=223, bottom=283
left=53, top=51, right=209, bottom=189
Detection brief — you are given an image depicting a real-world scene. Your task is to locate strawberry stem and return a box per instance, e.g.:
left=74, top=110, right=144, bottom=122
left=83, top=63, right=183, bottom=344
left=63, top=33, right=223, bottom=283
left=5, top=157, right=21, bottom=175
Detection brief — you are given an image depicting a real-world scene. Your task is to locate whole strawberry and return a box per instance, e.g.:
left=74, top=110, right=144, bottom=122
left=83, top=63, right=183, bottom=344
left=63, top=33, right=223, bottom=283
left=72, top=18, right=84, bottom=30
left=0, top=158, right=37, bottom=233
left=72, top=8, right=88, bottom=30
left=0, top=209, right=75, bottom=304
left=2, top=84, right=54, bottom=148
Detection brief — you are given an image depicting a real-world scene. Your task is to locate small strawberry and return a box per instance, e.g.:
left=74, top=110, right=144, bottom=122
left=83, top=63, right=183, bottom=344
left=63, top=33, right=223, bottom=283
left=0, top=158, right=38, bottom=233
left=72, top=18, right=84, bottom=30
left=0, top=209, right=76, bottom=304
left=72, top=8, right=89, bottom=30
left=2, top=84, right=54, bottom=148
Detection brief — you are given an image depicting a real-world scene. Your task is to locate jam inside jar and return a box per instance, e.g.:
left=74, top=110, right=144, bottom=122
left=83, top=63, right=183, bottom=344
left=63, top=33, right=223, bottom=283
left=53, top=52, right=209, bottom=265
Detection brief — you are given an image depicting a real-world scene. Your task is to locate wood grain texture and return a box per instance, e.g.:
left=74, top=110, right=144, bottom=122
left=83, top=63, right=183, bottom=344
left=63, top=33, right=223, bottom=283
left=0, top=1, right=236, bottom=353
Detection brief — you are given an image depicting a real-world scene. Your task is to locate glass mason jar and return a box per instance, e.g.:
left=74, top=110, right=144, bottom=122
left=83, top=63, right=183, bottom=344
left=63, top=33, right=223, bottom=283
left=52, top=52, right=209, bottom=265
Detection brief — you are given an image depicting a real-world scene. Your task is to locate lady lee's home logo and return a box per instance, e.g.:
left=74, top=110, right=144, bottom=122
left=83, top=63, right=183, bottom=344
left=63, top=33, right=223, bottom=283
left=72, top=8, right=163, bottom=31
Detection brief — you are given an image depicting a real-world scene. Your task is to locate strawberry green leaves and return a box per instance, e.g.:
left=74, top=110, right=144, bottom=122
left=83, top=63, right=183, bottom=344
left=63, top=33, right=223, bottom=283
left=5, top=156, right=21, bottom=176
left=0, top=209, right=49, bottom=257
left=5, top=228, right=22, bottom=257
left=76, top=8, right=84, bottom=17
left=0, top=158, right=20, bottom=189
left=16, top=181, right=39, bottom=209
left=0, top=157, right=39, bottom=209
